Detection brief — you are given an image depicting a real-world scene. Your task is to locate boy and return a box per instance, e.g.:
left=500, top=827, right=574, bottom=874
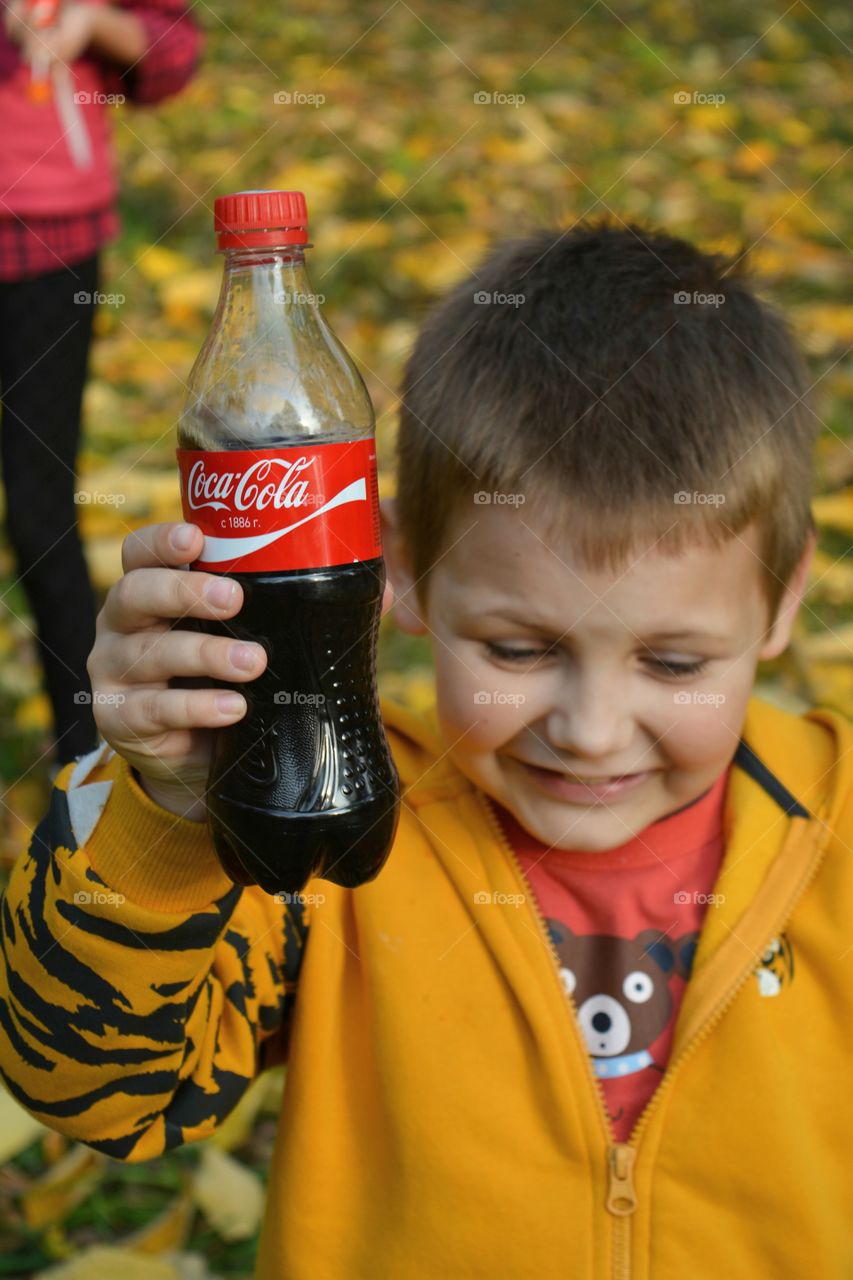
left=2, top=220, right=852, bottom=1279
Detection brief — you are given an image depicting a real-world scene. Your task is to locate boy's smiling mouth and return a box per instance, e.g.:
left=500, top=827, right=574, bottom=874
left=515, top=761, right=659, bottom=801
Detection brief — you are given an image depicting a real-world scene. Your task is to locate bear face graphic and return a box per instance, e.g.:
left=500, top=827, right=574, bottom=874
left=547, top=920, right=699, bottom=1065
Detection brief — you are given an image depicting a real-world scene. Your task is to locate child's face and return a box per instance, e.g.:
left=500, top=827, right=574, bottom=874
left=383, top=501, right=814, bottom=853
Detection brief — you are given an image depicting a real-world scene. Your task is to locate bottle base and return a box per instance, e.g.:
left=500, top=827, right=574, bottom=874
left=208, top=786, right=400, bottom=896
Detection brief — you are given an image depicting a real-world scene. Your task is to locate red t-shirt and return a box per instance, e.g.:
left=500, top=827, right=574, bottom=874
left=489, top=767, right=730, bottom=1143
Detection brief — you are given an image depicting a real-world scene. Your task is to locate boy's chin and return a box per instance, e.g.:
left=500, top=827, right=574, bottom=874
left=493, top=783, right=660, bottom=853
left=522, top=813, right=645, bottom=853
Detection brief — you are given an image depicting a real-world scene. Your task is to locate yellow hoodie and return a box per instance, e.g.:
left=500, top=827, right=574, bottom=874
left=1, top=692, right=852, bottom=1279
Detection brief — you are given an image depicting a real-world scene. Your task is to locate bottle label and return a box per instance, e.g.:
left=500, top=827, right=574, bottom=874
left=176, top=440, right=382, bottom=572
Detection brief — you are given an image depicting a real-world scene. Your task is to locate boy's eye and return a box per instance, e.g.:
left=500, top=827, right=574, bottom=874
left=485, top=642, right=549, bottom=662
left=649, top=658, right=707, bottom=677
left=484, top=642, right=707, bottom=678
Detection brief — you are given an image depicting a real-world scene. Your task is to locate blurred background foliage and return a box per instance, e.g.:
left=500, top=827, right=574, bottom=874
left=0, top=0, right=851, bottom=1274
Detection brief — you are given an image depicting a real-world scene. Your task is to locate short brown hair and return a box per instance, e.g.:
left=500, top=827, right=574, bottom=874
left=393, top=218, right=818, bottom=626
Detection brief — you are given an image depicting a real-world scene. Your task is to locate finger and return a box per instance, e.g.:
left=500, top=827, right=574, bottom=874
left=121, top=522, right=203, bottom=574
left=103, top=566, right=243, bottom=634
left=113, top=687, right=248, bottom=738
left=108, top=724, right=213, bottom=772
left=381, top=581, right=393, bottom=617
left=103, top=628, right=267, bottom=686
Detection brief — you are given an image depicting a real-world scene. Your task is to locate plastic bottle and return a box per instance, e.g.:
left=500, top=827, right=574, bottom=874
left=176, top=189, right=400, bottom=895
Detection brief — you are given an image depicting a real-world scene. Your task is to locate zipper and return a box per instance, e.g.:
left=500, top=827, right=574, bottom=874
left=476, top=789, right=832, bottom=1280
left=476, top=793, right=616, bottom=1142
left=608, top=1144, right=637, bottom=1280
left=607, top=1145, right=637, bottom=1213
left=477, top=791, right=638, bottom=1280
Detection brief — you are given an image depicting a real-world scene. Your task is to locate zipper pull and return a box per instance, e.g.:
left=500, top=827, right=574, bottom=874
left=607, top=1144, right=638, bottom=1215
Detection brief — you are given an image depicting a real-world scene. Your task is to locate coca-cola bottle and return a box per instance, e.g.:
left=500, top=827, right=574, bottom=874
left=176, top=189, right=400, bottom=895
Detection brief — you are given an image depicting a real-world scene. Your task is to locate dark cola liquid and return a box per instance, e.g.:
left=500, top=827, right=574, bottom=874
left=199, top=557, right=400, bottom=895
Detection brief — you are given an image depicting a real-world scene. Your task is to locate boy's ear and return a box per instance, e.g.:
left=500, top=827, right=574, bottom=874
left=380, top=496, right=429, bottom=635
left=758, top=525, right=818, bottom=662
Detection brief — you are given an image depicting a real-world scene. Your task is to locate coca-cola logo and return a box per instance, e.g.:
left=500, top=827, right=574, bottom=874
left=186, top=456, right=315, bottom=513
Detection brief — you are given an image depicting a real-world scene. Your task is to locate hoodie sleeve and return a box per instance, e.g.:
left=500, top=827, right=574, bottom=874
left=98, top=0, right=204, bottom=106
left=0, top=747, right=307, bottom=1162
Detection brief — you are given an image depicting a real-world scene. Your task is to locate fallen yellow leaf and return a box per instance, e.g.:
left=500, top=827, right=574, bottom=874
left=22, top=1144, right=106, bottom=1229
left=134, top=245, right=195, bottom=287
left=14, top=692, right=52, bottom=733
left=0, top=1085, right=49, bottom=1165
left=125, top=1191, right=195, bottom=1254
left=191, top=1146, right=265, bottom=1242
left=40, top=1246, right=211, bottom=1279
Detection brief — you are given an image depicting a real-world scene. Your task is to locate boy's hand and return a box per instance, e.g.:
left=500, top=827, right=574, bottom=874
left=86, top=522, right=268, bottom=820
left=86, top=522, right=396, bottom=821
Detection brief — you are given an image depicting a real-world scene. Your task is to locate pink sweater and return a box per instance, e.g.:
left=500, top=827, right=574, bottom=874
left=0, top=0, right=201, bottom=277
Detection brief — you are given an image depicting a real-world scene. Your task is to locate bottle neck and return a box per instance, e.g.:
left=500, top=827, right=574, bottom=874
left=218, top=244, right=319, bottom=311
left=180, top=239, right=374, bottom=447
left=222, top=244, right=309, bottom=271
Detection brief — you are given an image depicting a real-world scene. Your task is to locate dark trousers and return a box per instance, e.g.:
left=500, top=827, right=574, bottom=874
left=0, top=256, right=100, bottom=765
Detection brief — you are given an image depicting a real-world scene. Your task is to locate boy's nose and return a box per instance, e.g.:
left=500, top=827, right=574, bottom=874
left=545, top=679, right=635, bottom=760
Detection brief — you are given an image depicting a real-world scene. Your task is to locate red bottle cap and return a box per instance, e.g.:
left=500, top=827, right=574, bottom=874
left=214, top=190, right=309, bottom=250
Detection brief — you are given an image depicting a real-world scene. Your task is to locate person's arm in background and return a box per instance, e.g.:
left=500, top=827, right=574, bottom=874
left=100, top=0, right=204, bottom=105
left=4, top=0, right=203, bottom=104
left=4, top=3, right=145, bottom=66
left=81, top=5, right=149, bottom=66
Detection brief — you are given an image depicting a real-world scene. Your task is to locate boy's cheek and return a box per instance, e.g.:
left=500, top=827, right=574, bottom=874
left=667, top=689, right=752, bottom=766
left=436, top=661, right=501, bottom=742
left=436, top=685, right=494, bottom=747
left=437, top=684, right=532, bottom=754
left=436, top=644, right=534, bottom=711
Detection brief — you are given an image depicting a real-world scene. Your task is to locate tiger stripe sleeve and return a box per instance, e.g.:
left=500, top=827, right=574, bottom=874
left=0, top=747, right=308, bottom=1162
